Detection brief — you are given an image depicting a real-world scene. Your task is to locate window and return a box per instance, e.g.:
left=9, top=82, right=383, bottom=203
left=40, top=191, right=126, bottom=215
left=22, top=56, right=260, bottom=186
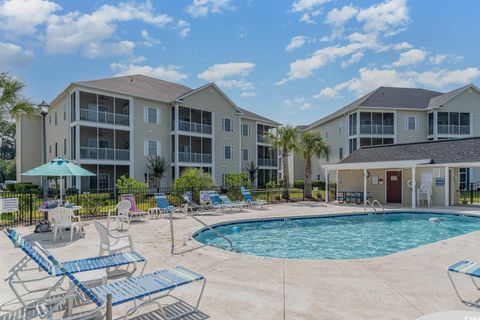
left=360, top=112, right=394, bottom=134
left=221, top=173, right=227, bottom=187
left=63, top=104, right=67, bottom=120
left=242, top=124, right=250, bottom=136
left=99, top=173, right=110, bottom=189
left=339, top=147, right=343, bottom=160
left=360, top=137, right=394, bottom=147
left=224, top=146, right=232, bottom=159
left=49, top=145, right=51, bottom=154
left=63, top=138, right=67, bottom=154
left=348, top=113, right=357, bottom=136
left=144, top=107, right=159, bottom=124
left=324, top=128, right=329, bottom=138
left=406, top=116, right=417, bottom=130
left=222, top=118, right=233, bottom=132
left=54, top=143, right=58, bottom=157
left=349, top=138, right=357, bottom=154
left=145, top=140, right=159, bottom=156
left=242, top=148, right=249, bottom=161
left=54, top=112, right=57, bottom=126
left=70, top=92, right=76, bottom=122
left=437, top=112, right=470, bottom=135
left=428, top=113, right=434, bottom=135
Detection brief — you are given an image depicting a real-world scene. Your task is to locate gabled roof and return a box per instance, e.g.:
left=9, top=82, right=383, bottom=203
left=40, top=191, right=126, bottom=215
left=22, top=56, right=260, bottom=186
left=427, top=84, right=480, bottom=109
left=338, top=137, right=480, bottom=165
left=239, top=107, right=280, bottom=126
left=74, top=74, right=192, bottom=103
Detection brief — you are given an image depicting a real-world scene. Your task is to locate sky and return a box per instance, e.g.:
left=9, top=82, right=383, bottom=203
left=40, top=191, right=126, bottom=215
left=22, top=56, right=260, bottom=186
left=1, top=0, right=480, bottom=126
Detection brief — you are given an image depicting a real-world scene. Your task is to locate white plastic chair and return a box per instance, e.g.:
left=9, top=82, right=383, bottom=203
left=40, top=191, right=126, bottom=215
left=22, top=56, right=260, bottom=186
left=94, top=221, right=134, bottom=256
left=107, top=200, right=132, bottom=230
left=417, top=183, right=432, bottom=207
left=50, top=207, right=82, bottom=242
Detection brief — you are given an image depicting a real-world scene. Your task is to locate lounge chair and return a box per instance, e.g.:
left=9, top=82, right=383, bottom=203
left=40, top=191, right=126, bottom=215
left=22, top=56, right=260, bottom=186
left=107, top=200, right=132, bottom=230
left=120, top=194, right=148, bottom=221
left=241, top=187, right=269, bottom=209
left=219, top=194, right=248, bottom=211
left=4, top=228, right=145, bottom=308
left=50, top=207, right=82, bottom=241
left=447, top=260, right=480, bottom=307
left=34, top=242, right=206, bottom=320
left=208, top=192, right=228, bottom=211
left=182, top=193, right=219, bottom=215
left=148, top=193, right=185, bottom=218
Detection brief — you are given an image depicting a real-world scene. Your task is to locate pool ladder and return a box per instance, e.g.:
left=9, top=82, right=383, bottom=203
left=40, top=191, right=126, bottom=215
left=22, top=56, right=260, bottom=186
left=364, top=199, right=385, bottom=214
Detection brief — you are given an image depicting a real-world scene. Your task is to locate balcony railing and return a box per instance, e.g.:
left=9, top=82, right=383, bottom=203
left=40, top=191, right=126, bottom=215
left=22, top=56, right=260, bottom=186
left=79, top=109, right=129, bottom=126
left=257, top=134, right=266, bottom=143
left=359, top=125, right=394, bottom=135
left=258, top=158, right=277, bottom=167
left=177, top=120, right=212, bottom=134
left=80, top=147, right=129, bottom=161
left=175, top=152, right=212, bottom=163
left=437, top=124, right=470, bottom=135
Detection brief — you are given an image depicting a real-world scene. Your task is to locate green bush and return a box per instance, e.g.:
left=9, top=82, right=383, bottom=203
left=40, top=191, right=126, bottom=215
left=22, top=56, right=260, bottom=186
left=224, top=172, right=251, bottom=200
left=15, top=182, right=40, bottom=192
left=293, top=180, right=336, bottom=189
left=6, top=183, right=15, bottom=191
left=66, top=193, right=110, bottom=215
left=115, top=176, right=146, bottom=194
left=174, top=168, right=214, bottom=191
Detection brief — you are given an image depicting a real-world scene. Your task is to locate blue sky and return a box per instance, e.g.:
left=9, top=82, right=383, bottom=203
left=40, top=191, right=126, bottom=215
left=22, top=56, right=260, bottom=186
left=1, top=0, right=479, bottom=126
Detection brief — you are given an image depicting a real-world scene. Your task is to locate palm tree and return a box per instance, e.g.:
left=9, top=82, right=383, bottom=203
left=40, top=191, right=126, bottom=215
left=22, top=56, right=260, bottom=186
left=265, top=125, right=297, bottom=199
left=146, top=156, right=170, bottom=187
left=243, top=161, right=258, bottom=185
left=0, top=73, right=33, bottom=120
left=296, top=131, right=329, bottom=199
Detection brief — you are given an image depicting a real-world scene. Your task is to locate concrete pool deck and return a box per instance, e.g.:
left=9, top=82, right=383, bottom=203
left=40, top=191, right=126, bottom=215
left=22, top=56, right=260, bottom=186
left=2, top=203, right=480, bottom=319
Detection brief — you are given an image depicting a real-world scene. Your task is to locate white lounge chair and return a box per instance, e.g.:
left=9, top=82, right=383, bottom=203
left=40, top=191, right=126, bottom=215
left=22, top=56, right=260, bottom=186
left=50, top=207, right=82, bottom=242
left=417, top=183, right=432, bottom=207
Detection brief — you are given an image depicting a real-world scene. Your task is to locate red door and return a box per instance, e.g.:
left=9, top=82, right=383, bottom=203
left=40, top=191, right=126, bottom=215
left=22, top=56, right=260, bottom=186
left=386, top=171, right=402, bottom=203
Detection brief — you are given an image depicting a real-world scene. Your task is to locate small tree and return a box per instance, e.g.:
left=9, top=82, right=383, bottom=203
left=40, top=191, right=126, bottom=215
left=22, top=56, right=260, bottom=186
left=0, top=73, right=33, bottom=120
left=225, top=172, right=252, bottom=200
left=243, top=161, right=258, bottom=185
left=146, top=156, right=169, bottom=187
left=173, top=168, right=214, bottom=191
left=116, top=175, right=147, bottom=194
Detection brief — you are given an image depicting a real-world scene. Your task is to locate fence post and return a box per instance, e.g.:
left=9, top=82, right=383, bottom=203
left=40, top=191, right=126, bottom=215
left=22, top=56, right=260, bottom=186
left=471, top=182, right=474, bottom=204
left=106, top=293, right=112, bottom=320
left=29, top=191, right=33, bottom=225
left=302, top=184, right=305, bottom=201
left=76, top=188, right=79, bottom=206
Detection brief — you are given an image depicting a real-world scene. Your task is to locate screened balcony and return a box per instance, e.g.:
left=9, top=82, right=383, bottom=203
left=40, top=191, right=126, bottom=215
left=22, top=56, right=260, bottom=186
left=79, top=126, right=129, bottom=161
left=79, top=91, right=130, bottom=126
left=173, top=106, right=212, bottom=134
left=175, top=135, right=212, bottom=164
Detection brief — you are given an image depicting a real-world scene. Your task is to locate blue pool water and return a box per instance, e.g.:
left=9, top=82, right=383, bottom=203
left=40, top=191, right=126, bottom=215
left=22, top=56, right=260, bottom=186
left=194, top=213, right=480, bottom=259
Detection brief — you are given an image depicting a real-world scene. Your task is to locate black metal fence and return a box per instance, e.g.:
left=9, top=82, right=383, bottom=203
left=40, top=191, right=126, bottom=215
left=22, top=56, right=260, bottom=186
left=459, top=182, right=480, bottom=205
left=0, top=184, right=337, bottom=228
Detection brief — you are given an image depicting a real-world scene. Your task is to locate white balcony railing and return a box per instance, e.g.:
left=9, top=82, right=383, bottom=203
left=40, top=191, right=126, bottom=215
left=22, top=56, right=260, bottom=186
left=176, top=152, right=212, bottom=163
left=359, top=125, right=394, bottom=135
left=437, top=124, right=470, bottom=135
left=79, top=109, right=129, bottom=126
left=258, top=158, right=277, bottom=167
left=178, top=120, right=212, bottom=134
left=80, top=147, right=129, bottom=161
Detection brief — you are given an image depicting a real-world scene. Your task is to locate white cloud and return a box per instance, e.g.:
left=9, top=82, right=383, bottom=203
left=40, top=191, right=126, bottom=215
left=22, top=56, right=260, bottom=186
left=186, top=0, right=235, bottom=18
left=394, top=42, right=413, bottom=50
left=0, top=0, right=60, bottom=35
left=240, top=91, right=256, bottom=97
left=140, top=30, right=160, bottom=47
left=45, top=2, right=173, bottom=57
left=299, top=13, right=315, bottom=24
left=175, top=20, right=191, bottom=38
left=110, top=63, right=187, bottom=82
left=341, top=52, right=363, bottom=68
left=286, top=36, right=309, bottom=52
left=0, top=42, right=33, bottom=67
left=325, top=5, right=358, bottom=26
left=428, top=53, right=463, bottom=65
left=356, top=0, right=409, bottom=35
left=314, top=67, right=480, bottom=99
left=283, top=97, right=313, bottom=112
left=292, top=0, right=331, bottom=12
left=392, top=48, right=426, bottom=66
left=198, top=62, right=256, bottom=94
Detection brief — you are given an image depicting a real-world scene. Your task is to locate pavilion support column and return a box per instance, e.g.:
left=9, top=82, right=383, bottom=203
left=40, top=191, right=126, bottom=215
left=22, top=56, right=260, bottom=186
left=363, top=168, right=367, bottom=208
left=324, top=169, right=329, bottom=204
left=445, top=166, right=449, bottom=207
left=411, top=166, right=416, bottom=209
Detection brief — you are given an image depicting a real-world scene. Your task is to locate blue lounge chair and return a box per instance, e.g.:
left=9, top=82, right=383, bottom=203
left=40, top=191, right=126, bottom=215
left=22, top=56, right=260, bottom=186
left=208, top=192, right=227, bottom=211
left=241, top=187, right=269, bottom=209
left=149, top=193, right=185, bottom=218
left=4, top=228, right=146, bottom=308
left=219, top=194, right=248, bottom=211
left=447, top=260, right=480, bottom=307
left=34, top=242, right=206, bottom=320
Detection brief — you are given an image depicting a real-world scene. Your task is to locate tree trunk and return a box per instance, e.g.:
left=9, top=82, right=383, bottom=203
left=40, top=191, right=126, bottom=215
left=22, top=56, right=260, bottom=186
left=282, top=146, right=289, bottom=200
left=304, top=156, right=312, bottom=198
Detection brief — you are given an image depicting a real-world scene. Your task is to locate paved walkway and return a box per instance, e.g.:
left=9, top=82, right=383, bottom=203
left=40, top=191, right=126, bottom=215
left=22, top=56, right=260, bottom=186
left=1, top=203, right=480, bottom=319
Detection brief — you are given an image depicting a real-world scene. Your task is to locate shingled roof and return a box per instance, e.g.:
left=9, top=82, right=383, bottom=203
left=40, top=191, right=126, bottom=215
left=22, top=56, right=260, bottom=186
left=239, top=107, right=280, bottom=126
left=339, top=137, right=480, bottom=165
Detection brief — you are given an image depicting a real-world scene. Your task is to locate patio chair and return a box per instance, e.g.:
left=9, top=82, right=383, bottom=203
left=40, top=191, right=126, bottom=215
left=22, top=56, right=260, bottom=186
left=182, top=193, right=219, bottom=215
left=208, top=192, right=227, bottom=211
left=148, top=193, right=185, bottom=218
left=4, top=228, right=145, bottom=308
left=417, top=183, right=432, bottom=207
left=120, top=194, right=148, bottom=221
left=107, top=199, right=132, bottom=230
left=447, top=260, right=480, bottom=307
left=219, top=194, right=248, bottom=211
left=94, top=221, right=135, bottom=256
left=33, top=242, right=206, bottom=320
left=241, top=188, right=269, bottom=209
left=50, top=207, right=82, bottom=242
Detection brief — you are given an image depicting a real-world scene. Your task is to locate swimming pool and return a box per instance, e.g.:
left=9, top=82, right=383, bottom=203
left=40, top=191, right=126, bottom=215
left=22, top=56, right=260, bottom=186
left=194, top=212, right=480, bottom=259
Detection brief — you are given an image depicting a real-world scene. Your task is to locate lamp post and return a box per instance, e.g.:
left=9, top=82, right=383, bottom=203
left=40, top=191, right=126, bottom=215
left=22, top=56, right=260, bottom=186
left=38, top=101, right=49, bottom=218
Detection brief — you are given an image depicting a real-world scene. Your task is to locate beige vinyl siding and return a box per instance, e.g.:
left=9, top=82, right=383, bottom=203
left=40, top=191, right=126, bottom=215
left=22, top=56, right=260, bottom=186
left=46, top=94, right=70, bottom=161
left=16, top=114, right=43, bottom=184
left=439, top=89, right=480, bottom=135
left=132, top=97, right=172, bottom=186
left=396, top=110, right=428, bottom=143
left=240, top=118, right=256, bottom=171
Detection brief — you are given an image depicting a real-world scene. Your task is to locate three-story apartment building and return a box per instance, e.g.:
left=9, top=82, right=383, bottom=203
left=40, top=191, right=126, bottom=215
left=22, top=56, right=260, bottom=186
left=290, top=84, right=480, bottom=189
left=16, top=75, right=279, bottom=190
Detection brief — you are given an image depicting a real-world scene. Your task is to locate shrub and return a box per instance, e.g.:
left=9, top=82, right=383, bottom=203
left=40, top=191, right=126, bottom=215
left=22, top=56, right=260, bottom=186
left=174, top=168, right=214, bottom=191
left=6, top=183, right=15, bottom=191
left=66, top=193, right=110, bottom=215
left=225, top=172, right=251, bottom=200
left=115, top=176, right=146, bottom=194
left=15, top=182, right=40, bottom=192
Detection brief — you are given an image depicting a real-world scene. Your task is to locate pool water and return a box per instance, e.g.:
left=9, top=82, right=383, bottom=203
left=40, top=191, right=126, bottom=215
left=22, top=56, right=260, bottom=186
left=194, top=213, right=480, bottom=259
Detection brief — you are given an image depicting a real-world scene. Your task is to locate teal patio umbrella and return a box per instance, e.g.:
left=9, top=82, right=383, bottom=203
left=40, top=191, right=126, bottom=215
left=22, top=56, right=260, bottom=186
left=22, top=157, right=95, bottom=201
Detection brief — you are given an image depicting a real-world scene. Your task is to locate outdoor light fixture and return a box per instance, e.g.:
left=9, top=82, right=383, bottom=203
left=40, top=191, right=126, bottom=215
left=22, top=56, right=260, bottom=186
left=38, top=101, right=50, bottom=218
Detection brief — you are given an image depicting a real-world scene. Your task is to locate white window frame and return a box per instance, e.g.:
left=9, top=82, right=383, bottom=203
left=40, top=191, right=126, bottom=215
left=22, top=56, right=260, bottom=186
left=405, top=116, right=418, bottom=130
left=242, top=124, right=250, bottom=136
left=144, top=139, right=160, bottom=156
left=144, top=106, right=160, bottom=124
left=224, top=145, right=232, bottom=160
left=242, top=148, right=249, bottom=161
left=324, top=128, right=329, bottom=138
left=222, top=117, right=233, bottom=132
left=98, top=173, right=110, bottom=189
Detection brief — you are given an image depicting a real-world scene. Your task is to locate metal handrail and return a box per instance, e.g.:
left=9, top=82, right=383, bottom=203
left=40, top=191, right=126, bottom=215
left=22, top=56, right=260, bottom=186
left=169, top=210, right=234, bottom=254
left=364, top=199, right=385, bottom=214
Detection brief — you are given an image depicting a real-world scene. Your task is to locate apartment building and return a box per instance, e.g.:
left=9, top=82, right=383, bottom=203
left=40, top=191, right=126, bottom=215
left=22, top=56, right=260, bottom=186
left=16, top=75, right=279, bottom=190
left=290, top=84, right=480, bottom=189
